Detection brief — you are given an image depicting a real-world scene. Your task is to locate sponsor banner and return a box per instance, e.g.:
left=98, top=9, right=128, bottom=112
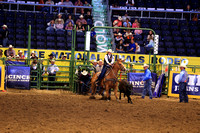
left=168, top=71, right=200, bottom=99
left=0, top=65, right=5, bottom=90
left=128, top=72, right=157, bottom=95
left=1, top=48, right=200, bottom=66
left=6, top=66, right=30, bottom=90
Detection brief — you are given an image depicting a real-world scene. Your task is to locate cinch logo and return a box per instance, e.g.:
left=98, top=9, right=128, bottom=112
left=7, top=75, right=30, bottom=80
left=129, top=81, right=156, bottom=88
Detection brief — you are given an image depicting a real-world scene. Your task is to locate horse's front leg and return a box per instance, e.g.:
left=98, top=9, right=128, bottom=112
left=89, top=82, right=96, bottom=99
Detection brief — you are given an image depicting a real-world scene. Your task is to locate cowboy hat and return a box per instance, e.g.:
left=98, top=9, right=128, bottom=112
left=15, top=55, right=19, bottom=58
left=48, top=53, right=54, bottom=56
left=107, top=49, right=113, bottom=53
left=51, top=59, right=55, bottom=62
left=79, top=15, right=84, bottom=18
left=2, top=25, right=7, bottom=28
left=129, top=33, right=133, bottom=36
left=9, top=45, right=13, bottom=48
left=18, top=50, right=23, bottom=53
left=31, top=51, right=35, bottom=54
left=81, top=70, right=88, bottom=76
left=143, top=64, right=149, bottom=68
left=117, top=33, right=122, bottom=36
left=118, top=16, right=122, bottom=21
left=58, top=18, right=62, bottom=21
left=57, top=13, right=62, bottom=16
left=179, top=64, right=187, bottom=68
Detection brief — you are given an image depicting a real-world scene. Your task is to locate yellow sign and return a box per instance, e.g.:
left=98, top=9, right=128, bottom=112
left=0, top=65, right=5, bottom=90
left=168, top=71, right=200, bottom=99
left=1, top=48, right=200, bottom=66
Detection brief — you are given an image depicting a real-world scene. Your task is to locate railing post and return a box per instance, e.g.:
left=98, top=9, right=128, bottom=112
left=28, top=25, right=31, bottom=66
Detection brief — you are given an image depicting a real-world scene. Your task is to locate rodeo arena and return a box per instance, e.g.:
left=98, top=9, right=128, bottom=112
left=0, top=0, right=200, bottom=132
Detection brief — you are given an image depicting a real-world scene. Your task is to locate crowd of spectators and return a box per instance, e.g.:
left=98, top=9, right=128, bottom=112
left=46, top=13, right=92, bottom=32
left=39, top=0, right=91, bottom=14
left=113, top=15, right=149, bottom=54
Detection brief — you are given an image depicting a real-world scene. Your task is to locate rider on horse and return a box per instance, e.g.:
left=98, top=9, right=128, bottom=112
left=96, top=49, right=115, bottom=85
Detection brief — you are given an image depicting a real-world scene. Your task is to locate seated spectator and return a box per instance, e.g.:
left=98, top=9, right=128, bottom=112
left=113, top=16, right=122, bottom=31
left=0, top=25, right=8, bottom=47
left=30, top=51, right=38, bottom=59
left=146, top=31, right=154, bottom=48
left=184, top=5, right=191, bottom=21
left=37, top=0, right=44, bottom=10
left=126, top=0, right=134, bottom=7
left=79, top=70, right=91, bottom=95
left=84, top=11, right=92, bottom=21
left=135, top=42, right=140, bottom=53
left=42, top=0, right=54, bottom=13
left=56, top=0, right=64, bottom=12
left=132, top=19, right=139, bottom=28
left=123, top=18, right=132, bottom=27
left=116, top=40, right=125, bottom=53
left=122, top=12, right=131, bottom=22
left=63, top=0, right=74, bottom=13
left=65, top=14, right=74, bottom=25
left=55, top=14, right=64, bottom=24
left=61, top=55, right=67, bottom=60
left=76, top=22, right=85, bottom=32
left=75, top=0, right=84, bottom=13
left=115, top=33, right=123, bottom=45
left=0, top=49, right=3, bottom=58
left=113, top=28, right=121, bottom=38
left=134, top=23, right=142, bottom=35
left=18, top=50, right=25, bottom=59
left=124, top=30, right=132, bottom=38
left=124, top=33, right=134, bottom=52
left=128, top=39, right=136, bottom=53
left=76, top=15, right=87, bottom=25
left=6, top=45, right=15, bottom=57
left=46, top=20, right=55, bottom=31
left=15, top=55, right=20, bottom=62
left=91, top=28, right=96, bottom=40
left=65, top=21, right=73, bottom=30
left=55, top=19, right=64, bottom=31
left=83, top=0, right=91, bottom=13
left=84, top=0, right=91, bottom=6
left=192, top=14, right=198, bottom=21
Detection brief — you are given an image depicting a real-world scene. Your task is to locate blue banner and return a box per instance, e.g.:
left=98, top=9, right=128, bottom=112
left=171, top=73, right=200, bottom=95
left=7, top=66, right=30, bottom=90
left=128, top=72, right=157, bottom=95
left=153, top=74, right=165, bottom=98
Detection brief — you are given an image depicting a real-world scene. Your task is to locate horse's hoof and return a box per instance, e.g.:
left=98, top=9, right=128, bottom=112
left=116, top=99, right=120, bottom=103
left=99, top=96, right=106, bottom=100
left=107, top=100, right=110, bottom=102
left=89, top=96, right=96, bottom=99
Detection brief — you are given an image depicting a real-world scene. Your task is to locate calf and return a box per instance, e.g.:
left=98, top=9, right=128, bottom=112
left=118, top=79, right=133, bottom=104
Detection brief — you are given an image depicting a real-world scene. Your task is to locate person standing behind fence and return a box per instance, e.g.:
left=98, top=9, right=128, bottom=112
left=79, top=70, right=91, bottom=95
left=141, top=64, right=153, bottom=99
left=96, top=60, right=103, bottom=73
left=47, top=60, right=59, bottom=90
left=178, top=64, right=188, bottom=103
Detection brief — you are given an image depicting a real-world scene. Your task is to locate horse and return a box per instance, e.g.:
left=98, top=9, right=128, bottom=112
left=90, top=59, right=126, bottom=101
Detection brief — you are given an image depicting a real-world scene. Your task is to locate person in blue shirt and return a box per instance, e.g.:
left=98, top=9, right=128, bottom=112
left=178, top=64, right=188, bottom=103
left=128, top=39, right=136, bottom=53
left=141, top=64, right=153, bottom=99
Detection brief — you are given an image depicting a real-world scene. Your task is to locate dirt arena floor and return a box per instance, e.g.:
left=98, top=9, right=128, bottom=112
left=0, top=89, right=200, bottom=133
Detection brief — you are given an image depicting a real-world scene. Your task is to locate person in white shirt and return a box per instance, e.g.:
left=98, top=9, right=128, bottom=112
left=96, top=49, right=115, bottom=84
left=126, top=0, right=134, bottom=7
left=47, top=60, right=59, bottom=89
